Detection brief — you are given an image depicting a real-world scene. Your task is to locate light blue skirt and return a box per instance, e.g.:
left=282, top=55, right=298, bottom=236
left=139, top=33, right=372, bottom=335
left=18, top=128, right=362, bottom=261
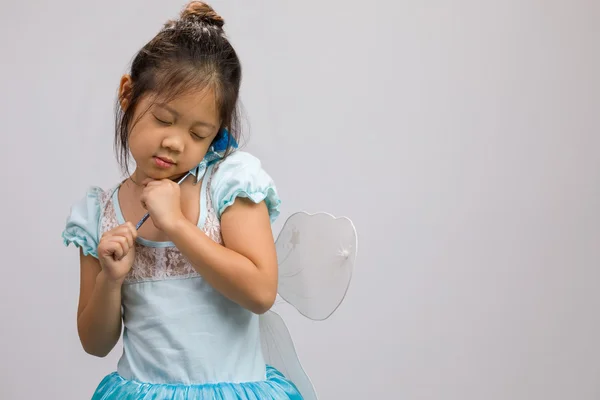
left=91, top=365, right=303, bottom=400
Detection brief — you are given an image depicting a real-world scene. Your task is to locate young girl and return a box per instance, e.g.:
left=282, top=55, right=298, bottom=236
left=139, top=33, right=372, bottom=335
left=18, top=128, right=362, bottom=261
left=62, top=2, right=304, bottom=398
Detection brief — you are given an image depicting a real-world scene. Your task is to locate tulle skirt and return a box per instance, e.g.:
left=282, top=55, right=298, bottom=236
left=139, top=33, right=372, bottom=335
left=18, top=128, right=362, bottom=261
left=91, top=365, right=303, bottom=400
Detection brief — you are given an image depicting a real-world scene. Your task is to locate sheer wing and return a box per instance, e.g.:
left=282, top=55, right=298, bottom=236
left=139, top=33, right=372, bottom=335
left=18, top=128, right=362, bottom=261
left=259, top=310, right=318, bottom=400
left=274, top=211, right=357, bottom=320
left=259, top=211, right=357, bottom=399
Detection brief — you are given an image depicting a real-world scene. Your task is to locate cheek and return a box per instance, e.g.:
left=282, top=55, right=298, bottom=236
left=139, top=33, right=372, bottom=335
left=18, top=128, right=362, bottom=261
left=184, top=141, right=212, bottom=163
left=128, top=120, right=156, bottom=155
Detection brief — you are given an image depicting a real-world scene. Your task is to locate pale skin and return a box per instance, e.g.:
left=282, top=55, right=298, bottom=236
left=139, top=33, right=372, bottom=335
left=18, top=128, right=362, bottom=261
left=76, top=75, right=278, bottom=357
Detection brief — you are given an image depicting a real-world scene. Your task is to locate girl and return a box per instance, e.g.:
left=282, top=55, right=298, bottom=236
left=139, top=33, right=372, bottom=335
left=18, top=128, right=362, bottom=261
left=62, top=2, right=303, bottom=398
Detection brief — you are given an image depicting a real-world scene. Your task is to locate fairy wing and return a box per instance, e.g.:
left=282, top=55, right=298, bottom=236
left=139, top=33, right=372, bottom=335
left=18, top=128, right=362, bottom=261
left=259, top=309, right=319, bottom=400
left=274, top=211, right=357, bottom=320
left=259, top=211, right=358, bottom=399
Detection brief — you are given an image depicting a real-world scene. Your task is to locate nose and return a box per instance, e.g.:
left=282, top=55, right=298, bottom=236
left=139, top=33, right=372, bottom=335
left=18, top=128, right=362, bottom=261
left=161, top=133, right=184, bottom=153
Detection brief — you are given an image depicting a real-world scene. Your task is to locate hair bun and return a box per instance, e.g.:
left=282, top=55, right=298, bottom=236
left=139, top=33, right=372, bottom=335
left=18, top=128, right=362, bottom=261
left=181, top=1, right=224, bottom=28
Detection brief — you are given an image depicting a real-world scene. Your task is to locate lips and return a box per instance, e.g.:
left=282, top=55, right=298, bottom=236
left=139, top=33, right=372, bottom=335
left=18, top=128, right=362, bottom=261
left=154, top=156, right=176, bottom=168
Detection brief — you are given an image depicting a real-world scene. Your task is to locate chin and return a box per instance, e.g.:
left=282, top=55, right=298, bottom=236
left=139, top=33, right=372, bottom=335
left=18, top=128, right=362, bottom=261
left=154, top=167, right=192, bottom=181
left=135, top=165, right=172, bottom=180
left=153, top=170, right=181, bottom=180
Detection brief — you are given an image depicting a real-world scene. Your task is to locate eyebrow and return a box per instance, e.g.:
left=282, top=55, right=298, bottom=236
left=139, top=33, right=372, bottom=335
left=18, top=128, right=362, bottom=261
left=155, top=103, right=217, bottom=130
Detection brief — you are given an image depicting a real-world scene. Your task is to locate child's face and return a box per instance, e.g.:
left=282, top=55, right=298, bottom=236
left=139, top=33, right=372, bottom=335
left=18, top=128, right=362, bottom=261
left=127, top=88, right=221, bottom=181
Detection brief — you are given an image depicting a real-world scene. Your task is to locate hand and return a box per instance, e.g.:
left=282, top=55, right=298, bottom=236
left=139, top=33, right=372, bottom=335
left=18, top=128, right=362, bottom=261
left=97, top=222, right=137, bottom=283
left=140, top=179, right=184, bottom=232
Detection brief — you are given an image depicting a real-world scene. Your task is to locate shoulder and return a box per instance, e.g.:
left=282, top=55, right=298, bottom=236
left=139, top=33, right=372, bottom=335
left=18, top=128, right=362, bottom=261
left=67, top=185, right=116, bottom=216
left=213, top=150, right=265, bottom=173
left=209, top=151, right=281, bottom=223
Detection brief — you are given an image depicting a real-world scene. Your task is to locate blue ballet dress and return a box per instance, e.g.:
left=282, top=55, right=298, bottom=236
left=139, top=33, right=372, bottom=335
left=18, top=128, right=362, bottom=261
left=63, top=151, right=303, bottom=399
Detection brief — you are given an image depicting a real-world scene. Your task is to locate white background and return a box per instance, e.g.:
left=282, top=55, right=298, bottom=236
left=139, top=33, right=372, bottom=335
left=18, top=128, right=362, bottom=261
left=1, top=0, right=599, bottom=399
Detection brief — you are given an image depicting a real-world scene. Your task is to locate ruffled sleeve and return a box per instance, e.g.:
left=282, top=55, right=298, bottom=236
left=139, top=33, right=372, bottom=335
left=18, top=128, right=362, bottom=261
left=210, top=151, right=281, bottom=223
left=61, top=186, right=103, bottom=259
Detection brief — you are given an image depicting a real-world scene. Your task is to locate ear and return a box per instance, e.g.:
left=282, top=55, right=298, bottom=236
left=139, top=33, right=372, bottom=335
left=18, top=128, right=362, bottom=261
left=119, top=74, right=134, bottom=111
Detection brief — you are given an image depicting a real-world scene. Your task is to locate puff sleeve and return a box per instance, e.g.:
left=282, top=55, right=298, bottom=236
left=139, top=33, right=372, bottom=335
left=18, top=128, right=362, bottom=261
left=210, top=151, right=281, bottom=223
left=61, top=186, right=103, bottom=259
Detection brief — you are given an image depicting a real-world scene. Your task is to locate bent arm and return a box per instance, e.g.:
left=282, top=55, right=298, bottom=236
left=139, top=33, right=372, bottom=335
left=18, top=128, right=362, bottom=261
left=166, top=198, right=278, bottom=314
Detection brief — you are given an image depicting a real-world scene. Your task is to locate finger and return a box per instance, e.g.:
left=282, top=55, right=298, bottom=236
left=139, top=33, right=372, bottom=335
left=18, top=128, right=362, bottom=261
left=166, top=179, right=179, bottom=188
left=103, top=239, right=124, bottom=261
left=112, top=226, right=135, bottom=247
left=119, top=228, right=134, bottom=248
left=140, top=184, right=157, bottom=196
left=140, top=178, right=156, bottom=186
left=145, top=180, right=163, bottom=187
left=140, top=192, right=149, bottom=210
left=114, top=236, right=130, bottom=255
left=116, top=224, right=136, bottom=247
left=125, top=222, right=138, bottom=240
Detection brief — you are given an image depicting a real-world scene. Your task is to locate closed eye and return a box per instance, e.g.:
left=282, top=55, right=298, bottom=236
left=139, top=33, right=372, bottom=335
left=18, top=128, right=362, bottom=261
left=153, top=113, right=206, bottom=140
left=190, top=131, right=205, bottom=140
left=153, top=114, right=172, bottom=125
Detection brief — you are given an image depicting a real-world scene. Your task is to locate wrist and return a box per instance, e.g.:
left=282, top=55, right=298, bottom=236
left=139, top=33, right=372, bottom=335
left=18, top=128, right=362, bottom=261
left=163, top=212, right=189, bottom=237
left=97, top=270, right=124, bottom=292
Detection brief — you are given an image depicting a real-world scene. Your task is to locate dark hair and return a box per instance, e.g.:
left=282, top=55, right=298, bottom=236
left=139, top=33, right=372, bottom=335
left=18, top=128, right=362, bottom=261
left=115, top=1, right=242, bottom=174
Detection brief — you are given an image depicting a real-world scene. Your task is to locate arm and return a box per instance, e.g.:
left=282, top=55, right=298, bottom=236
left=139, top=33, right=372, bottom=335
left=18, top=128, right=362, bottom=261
left=165, top=198, right=278, bottom=314
left=76, top=251, right=123, bottom=357
left=64, top=188, right=134, bottom=357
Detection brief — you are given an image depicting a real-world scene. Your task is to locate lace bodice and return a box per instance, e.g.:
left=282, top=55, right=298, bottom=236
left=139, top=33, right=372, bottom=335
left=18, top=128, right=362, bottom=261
left=98, top=165, right=223, bottom=284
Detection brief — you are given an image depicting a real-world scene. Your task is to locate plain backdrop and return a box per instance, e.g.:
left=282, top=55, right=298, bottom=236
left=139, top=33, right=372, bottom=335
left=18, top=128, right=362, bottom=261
left=1, top=0, right=599, bottom=399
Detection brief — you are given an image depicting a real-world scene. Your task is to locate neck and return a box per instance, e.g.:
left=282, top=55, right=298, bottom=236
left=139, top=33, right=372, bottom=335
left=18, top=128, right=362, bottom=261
left=127, top=169, right=148, bottom=190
